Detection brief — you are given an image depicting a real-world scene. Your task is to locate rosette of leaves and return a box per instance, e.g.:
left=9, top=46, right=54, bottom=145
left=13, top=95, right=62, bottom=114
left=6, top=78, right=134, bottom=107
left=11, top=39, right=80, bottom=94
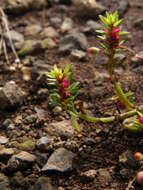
left=96, top=11, right=129, bottom=51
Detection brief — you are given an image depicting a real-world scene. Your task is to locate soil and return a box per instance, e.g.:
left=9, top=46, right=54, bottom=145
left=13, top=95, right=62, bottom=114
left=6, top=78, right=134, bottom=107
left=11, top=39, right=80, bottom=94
left=1, top=0, right=143, bottom=190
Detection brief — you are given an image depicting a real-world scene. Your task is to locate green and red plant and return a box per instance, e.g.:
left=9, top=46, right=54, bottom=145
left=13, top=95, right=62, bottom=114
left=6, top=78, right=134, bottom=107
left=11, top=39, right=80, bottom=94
left=46, top=64, right=81, bottom=131
left=46, top=11, right=143, bottom=132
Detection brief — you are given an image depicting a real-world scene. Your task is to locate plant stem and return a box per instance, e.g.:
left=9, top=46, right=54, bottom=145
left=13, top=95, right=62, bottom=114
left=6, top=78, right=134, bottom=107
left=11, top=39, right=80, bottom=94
left=79, top=108, right=140, bottom=124
left=114, top=82, right=135, bottom=110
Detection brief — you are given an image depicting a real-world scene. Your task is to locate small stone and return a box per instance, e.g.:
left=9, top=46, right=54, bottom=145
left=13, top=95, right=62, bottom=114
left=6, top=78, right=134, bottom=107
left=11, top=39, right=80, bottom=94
left=96, top=168, right=113, bottom=184
left=4, top=0, right=46, bottom=14
left=25, top=24, right=42, bottom=36
left=14, top=151, right=36, bottom=162
left=83, top=137, right=96, bottom=146
left=41, top=148, right=75, bottom=173
left=4, top=0, right=30, bottom=13
left=59, top=32, right=88, bottom=55
left=72, top=0, right=106, bottom=17
left=65, top=140, right=79, bottom=152
left=90, top=86, right=107, bottom=98
left=94, top=71, right=109, bottom=86
left=40, top=27, right=59, bottom=39
left=37, top=136, right=53, bottom=152
left=60, top=17, right=73, bottom=33
left=35, top=107, right=49, bottom=120
left=5, top=151, right=36, bottom=172
left=0, top=136, right=9, bottom=145
left=0, top=148, right=14, bottom=160
left=118, top=0, right=129, bottom=16
left=131, top=51, right=143, bottom=67
left=119, top=150, right=137, bottom=169
left=50, top=17, right=62, bottom=27
left=53, top=106, right=62, bottom=115
left=4, top=30, right=24, bottom=50
left=23, top=114, right=37, bottom=124
left=134, top=18, right=143, bottom=29
left=18, top=40, right=41, bottom=57
left=115, top=53, right=126, bottom=65
left=33, top=177, right=58, bottom=190
left=2, top=119, right=13, bottom=129
left=120, top=168, right=130, bottom=179
left=80, top=169, right=97, bottom=182
left=0, top=81, right=24, bottom=110
left=71, top=50, right=86, bottom=60
left=0, top=173, right=10, bottom=190
left=83, top=20, right=102, bottom=34
left=46, top=120, right=76, bottom=139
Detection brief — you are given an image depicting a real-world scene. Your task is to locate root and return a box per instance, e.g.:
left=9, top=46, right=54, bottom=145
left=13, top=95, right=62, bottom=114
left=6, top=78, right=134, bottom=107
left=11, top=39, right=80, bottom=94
left=0, top=7, right=20, bottom=65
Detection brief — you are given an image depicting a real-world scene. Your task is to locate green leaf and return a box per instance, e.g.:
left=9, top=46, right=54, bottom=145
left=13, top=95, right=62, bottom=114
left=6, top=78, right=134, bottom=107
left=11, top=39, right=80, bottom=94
left=67, top=72, right=73, bottom=83
left=119, top=31, right=130, bottom=35
left=114, top=19, right=123, bottom=27
left=45, top=72, right=55, bottom=79
left=49, top=89, right=58, bottom=93
left=97, top=35, right=105, bottom=40
left=96, top=30, right=105, bottom=34
left=100, top=42, right=108, bottom=49
left=50, top=93, right=60, bottom=104
left=119, top=40, right=125, bottom=45
left=105, top=11, right=110, bottom=19
left=64, top=63, right=72, bottom=75
left=99, top=15, right=108, bottom=25
left=69, top=82, right=79, bottom=94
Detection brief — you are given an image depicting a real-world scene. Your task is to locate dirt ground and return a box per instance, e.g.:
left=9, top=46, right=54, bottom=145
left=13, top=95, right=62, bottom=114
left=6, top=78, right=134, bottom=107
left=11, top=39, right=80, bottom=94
left=1, top=0, right=143, bottom=190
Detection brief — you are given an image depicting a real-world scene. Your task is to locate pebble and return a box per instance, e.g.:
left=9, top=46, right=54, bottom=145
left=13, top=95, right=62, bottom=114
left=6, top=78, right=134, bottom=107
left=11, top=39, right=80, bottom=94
left=34, top=177, right=58, bottom=190
left=41, top=148, right=75, bottom=173
left=134, top=18, right=143, bottom=29
left=40, top=26, right=59, bottom=39
left=71, top=50, right=86, bottom=60
left=60, top=17, right=73, bottom=33
left=59, top=32, right=88, bottom=54
left=119, top=150, right=137, bottom=169
left=118, top=0, right=129, bottom=16
left=72, top=0, right=106, bottom=17
left=24, top=24, right=42, bottom=36
left=0, top=136, right=9, bottom=145
left=45, top=120, right=76, bottom=139
left=80, top=169, right=97, bottom=182
left=4, top=30, right=24, bottom=50
left=0, top=81, right=24, bottom=110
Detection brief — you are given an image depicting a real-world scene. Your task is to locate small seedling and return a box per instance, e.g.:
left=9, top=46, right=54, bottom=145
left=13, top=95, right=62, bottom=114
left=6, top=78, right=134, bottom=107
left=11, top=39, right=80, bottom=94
left=87, top=11, right=143, bottom=132
left=46, top=64, right=81, bottom=131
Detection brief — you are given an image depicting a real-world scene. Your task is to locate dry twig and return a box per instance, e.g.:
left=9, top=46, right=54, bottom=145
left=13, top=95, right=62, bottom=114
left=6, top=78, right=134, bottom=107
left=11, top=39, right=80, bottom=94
left=0, top=7, right=20, bottom=65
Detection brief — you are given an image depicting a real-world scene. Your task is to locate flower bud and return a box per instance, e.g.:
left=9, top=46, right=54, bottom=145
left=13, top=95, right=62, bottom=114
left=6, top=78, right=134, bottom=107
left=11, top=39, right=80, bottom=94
left=137, top=171, right=143, bottom=186
left=134, top=152, right=143, bottom=161
left=87, top=47, right=100, bottom=54
left=139, top=116, right=143, bottom=125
